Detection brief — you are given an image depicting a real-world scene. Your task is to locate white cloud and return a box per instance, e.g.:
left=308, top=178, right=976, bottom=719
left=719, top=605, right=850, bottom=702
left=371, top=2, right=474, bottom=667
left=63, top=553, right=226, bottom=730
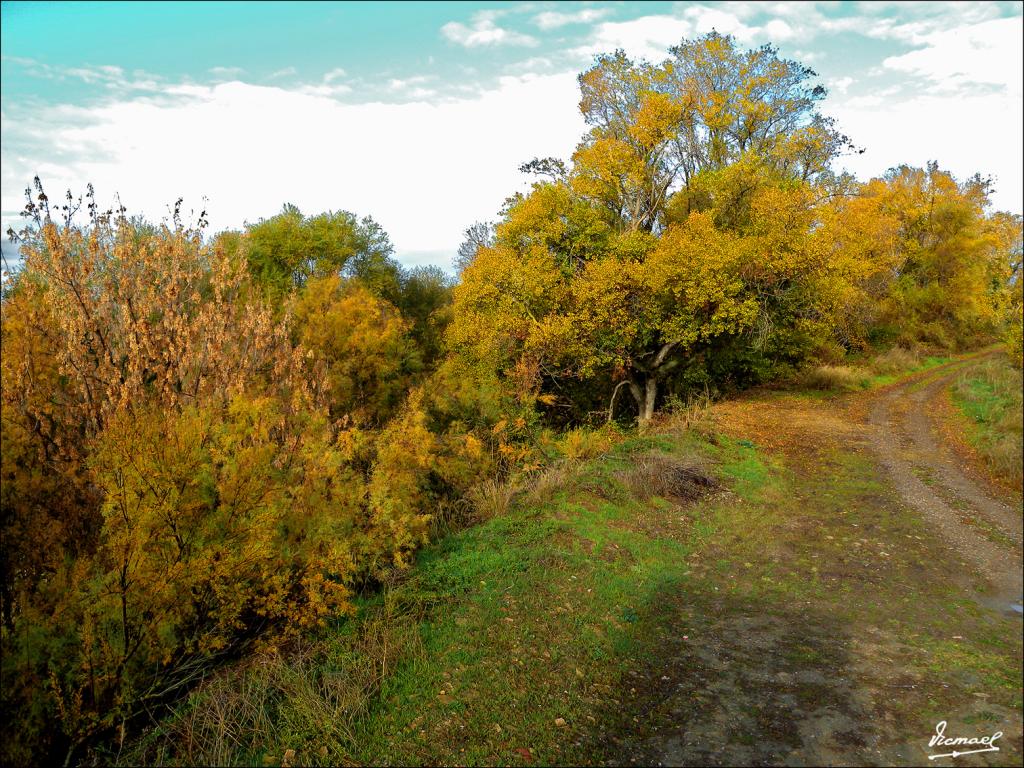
left=856, top=1, right=1003, bottom=45
left=386, top=75, right=439, bottom=101
left=533, top=8, right=611, bottom=30
left=209, top=66, right=245, bottom=79
left=4, top=57, right=164, bottom=92
left=682, top=6, right=762, bottom=43
left=297, top=84, right=352, bottom=97
left=1, top=72, right=586, bottom=268
left=830, top=86, right=1022, bottom=213
left=505, top=56, right=556, bottom=75
left=830, top=76, right=854, bottom=95
left=388, top=75, right=435, bottom=90
left=293, top=68, right=353, bottom=98
left=763, top=18, right=796, bottom=41
left=269, top=66, right=298, bottom=79
left=575, top=5, right=793, bottom=62
left=67, top=64, right=125, bottom=83
left=882, top=16, right=1023, bottom=96
left=442, top=11, right=539, bottom=48
left=575, top=15, right=693, bottom=61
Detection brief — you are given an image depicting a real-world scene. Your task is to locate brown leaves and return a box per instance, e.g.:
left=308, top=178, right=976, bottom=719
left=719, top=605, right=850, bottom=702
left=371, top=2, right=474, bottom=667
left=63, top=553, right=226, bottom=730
left=16, top=218, right=312, bottom=440
left=1, top=213, right=419, bottom=760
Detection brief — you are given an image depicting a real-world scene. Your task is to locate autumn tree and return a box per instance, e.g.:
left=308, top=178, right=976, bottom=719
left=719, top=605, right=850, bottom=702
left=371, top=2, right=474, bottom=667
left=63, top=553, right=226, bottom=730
left=0, top=185, right=447, bottom=766
left=997, top=212, right=1024, bottom=367
left=293, top=275, right=421, bottom=426
left=225, top=206, right=453, bottom=369
left=455, top=220, right=495, bottom=273
left=825, top=164, right=1017, bottom=350
left=567, top=34, right=852, bottom=235
left=393, top=265, right=454, bottom=365
left=449, top=33, right=854, bottom=423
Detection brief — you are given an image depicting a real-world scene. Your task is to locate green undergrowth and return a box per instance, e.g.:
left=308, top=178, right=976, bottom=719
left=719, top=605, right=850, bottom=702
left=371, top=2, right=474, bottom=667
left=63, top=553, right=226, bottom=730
left=951, top=357, right=1024, bottom=490
left=110, top=400, right=1022, bottom=767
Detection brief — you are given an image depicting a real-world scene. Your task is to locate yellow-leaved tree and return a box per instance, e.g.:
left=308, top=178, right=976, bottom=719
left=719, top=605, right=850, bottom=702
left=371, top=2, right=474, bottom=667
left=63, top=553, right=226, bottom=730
left=449, top=34, right=854, bottom=424
left=0, top=186, right=440, bottom=766
left=293, top=275, right=422, bottom=426
left=824, top=164, right=1018, bottom=350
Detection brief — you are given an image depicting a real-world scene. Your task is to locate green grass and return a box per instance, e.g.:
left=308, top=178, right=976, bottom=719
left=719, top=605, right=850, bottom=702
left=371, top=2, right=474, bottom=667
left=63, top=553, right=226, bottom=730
left=112, top=430, right=722, bottom=766
left=951, top=358, right=1024, bottom=490
left=865, top=354, right=953, bottom=389
left=110, top=393, right=1022, bottom=767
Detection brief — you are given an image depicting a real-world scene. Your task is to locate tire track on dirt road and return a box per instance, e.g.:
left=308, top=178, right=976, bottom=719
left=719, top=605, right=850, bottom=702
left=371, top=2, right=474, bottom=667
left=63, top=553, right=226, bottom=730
left=597, top=358, right=1022, bottom=767
left=868, top=356, right=1023, bottom=612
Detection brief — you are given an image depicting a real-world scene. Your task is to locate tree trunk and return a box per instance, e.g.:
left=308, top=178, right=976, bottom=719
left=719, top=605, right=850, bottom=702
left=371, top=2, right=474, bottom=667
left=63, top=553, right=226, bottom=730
left=643, top=378, right=657, bottom=423
left=627, top=340, right=679, bottom=425
left=607, top=380, right=630, bottom=424
left=628, top=375, right=658, bottom=425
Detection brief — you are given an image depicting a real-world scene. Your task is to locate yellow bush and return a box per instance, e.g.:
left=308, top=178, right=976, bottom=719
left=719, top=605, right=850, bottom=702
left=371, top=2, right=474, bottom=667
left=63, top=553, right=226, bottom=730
left=558, top=427, right=615, bottom=461
left=1007, top=303, right=1023, bottom=370
left=0, top=212, right=444, bottom=766
left=367, top=390, right=437, bottom=570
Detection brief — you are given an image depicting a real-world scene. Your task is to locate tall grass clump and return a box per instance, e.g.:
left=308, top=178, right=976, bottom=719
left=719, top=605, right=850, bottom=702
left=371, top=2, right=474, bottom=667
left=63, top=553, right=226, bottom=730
left=870, top=345, right=922, bottom=375
left=799, top=364, right=872, bottom=391
left=952, top=359, right=1024, bottom=489
left=466, top=477, right=520, bottom=520
left=101, top=603, right=425, bottom=767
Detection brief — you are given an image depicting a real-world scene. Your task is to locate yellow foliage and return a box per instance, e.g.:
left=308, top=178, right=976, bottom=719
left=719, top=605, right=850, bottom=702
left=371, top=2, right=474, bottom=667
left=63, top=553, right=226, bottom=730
left=293, top=276, right=419, bottom=425
left=0, top=211, right=445, bottom=763
left=367, top=390, right=437, bottom=569
left=559, top=427, right=616, bottom=461
left=827, top=165, right=1016, bottom=349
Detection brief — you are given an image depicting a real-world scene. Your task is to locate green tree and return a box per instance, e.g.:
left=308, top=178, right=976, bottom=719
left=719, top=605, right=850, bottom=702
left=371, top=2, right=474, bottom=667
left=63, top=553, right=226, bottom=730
left=241, top=204, right=402, bottom=299
left=395, top=265, right=454, bottom=365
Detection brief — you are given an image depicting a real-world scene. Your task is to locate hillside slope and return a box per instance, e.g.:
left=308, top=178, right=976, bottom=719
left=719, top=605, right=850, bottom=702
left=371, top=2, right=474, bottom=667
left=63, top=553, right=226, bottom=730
left=117, top=354, right=1023, bottom=767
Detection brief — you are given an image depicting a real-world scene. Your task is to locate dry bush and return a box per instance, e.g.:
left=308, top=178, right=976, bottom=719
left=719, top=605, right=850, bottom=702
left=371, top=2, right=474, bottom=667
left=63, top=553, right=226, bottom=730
left=618, top=455, right=719, bottom=503
left=799, top=364, right=871, bottom=391
left=428, top=497, right=477, bottom=539
left=522, top=462, right=576, bottom=508
left=809, top=339, right=847, bottom=365
left=986, top=439, right=1023, bottom=489
left=871, top=346, right=921, bottom=375
left=466, top=477, right=519, bottom=520
left=662, top=388, right=714, bottom=434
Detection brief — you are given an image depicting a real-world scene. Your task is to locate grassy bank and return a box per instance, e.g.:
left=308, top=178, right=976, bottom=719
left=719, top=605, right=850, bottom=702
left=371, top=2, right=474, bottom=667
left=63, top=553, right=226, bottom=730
left=110, top=384, right=1023, bottom=767
left=951, top=358, right=1024, bottom=490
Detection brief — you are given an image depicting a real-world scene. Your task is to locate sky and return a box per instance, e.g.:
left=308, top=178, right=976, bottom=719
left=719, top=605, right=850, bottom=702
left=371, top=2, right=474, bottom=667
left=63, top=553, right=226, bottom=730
left=1, top=1, right=1022, bottom=271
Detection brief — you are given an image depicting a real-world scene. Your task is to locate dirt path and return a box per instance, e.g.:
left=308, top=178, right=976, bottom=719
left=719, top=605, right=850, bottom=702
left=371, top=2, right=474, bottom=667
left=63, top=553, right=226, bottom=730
left=600, top=359, right=1023, bottom=766
left=868, top=357, right=1023, bottom=611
